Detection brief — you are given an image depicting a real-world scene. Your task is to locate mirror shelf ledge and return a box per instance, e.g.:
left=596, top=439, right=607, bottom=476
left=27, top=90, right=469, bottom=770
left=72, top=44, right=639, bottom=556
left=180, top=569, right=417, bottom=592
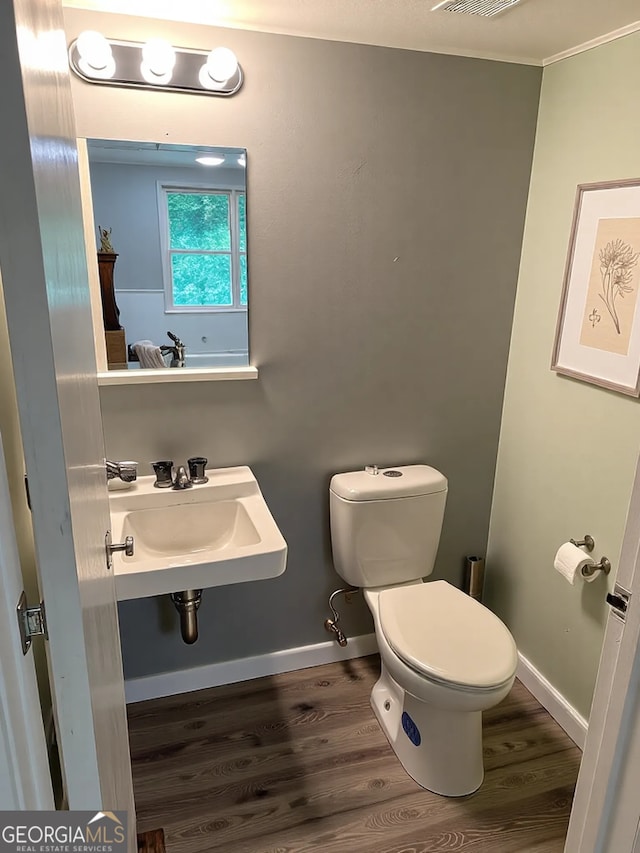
left=97, top=365, right=258, bottom=386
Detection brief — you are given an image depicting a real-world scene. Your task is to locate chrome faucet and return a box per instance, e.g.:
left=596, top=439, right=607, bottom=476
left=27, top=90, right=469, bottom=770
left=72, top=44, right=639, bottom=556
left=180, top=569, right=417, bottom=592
left=172, top=466, right=192, bottom=490
left=105, top=459, right=138, bottom=483
left=160, top=331, right=186, bottom=368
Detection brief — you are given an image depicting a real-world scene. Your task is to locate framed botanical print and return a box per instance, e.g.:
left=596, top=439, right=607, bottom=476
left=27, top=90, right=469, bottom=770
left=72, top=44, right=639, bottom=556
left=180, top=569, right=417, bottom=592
left=552, top=178, right=640, bottom=396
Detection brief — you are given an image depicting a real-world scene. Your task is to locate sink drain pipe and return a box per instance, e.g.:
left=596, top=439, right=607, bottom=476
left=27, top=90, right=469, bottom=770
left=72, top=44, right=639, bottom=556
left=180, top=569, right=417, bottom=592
left=171, top=589, right=202, bottom=644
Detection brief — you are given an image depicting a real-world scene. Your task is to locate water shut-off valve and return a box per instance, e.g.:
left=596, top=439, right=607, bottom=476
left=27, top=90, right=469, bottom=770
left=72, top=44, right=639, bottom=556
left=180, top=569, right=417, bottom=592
left=324, top=586, right=360, bottom=647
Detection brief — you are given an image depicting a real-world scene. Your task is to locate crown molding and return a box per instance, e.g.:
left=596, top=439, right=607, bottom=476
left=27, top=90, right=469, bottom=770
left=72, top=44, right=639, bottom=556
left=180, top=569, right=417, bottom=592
left=544, top=19, right=640, bottom=66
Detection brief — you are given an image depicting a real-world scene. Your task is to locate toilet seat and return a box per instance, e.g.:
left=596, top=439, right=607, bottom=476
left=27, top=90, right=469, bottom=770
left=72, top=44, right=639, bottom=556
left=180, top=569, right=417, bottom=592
left=378, top=580, right=517, bottom=690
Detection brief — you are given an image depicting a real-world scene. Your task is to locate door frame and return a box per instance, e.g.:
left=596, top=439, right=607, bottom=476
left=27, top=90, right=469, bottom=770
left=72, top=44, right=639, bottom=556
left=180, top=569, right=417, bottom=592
left=0, top=0, right=134, bottom=835
left=565, top=452, right=640, bottom=851
left=0, top=431, right=54, bottom=810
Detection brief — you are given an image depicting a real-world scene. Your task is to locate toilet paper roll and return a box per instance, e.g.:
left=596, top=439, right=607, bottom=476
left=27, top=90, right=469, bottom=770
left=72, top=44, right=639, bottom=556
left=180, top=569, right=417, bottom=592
left=554, top=542, right=596, bottom=585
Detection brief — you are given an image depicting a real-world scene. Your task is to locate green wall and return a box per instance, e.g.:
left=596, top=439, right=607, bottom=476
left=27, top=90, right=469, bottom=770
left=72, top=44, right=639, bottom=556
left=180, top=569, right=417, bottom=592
left=486, top=32, right=640, bottom=720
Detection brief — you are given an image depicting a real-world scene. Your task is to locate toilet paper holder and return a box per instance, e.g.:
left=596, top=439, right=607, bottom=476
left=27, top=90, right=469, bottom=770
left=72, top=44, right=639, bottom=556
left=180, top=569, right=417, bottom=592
left=581, top=556, right=611, bottom=579
left=569, top=534, right=611, bottom=578
left=570, top=534, right=595, bottom=552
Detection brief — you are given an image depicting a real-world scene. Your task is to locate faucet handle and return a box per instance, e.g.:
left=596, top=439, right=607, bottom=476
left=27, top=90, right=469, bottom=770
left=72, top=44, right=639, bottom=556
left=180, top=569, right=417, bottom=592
left=152, top=460, right=173, bottom=489
left=187, top=457, right=208, bottom=484
left=118, top=461, right=138, bottom=483
left=105, top=459, right=138, bottom=483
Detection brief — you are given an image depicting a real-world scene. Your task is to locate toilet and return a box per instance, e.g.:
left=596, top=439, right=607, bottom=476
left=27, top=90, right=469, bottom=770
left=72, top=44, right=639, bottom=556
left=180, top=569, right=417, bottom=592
left=329, top=464, right=517, bottom=797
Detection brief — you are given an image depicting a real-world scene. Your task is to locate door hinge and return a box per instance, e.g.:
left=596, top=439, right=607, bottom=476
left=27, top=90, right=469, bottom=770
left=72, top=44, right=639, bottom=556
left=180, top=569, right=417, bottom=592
left=606, top=583, right=631, bottom=623
left=17, top=591, right=48, bottom=655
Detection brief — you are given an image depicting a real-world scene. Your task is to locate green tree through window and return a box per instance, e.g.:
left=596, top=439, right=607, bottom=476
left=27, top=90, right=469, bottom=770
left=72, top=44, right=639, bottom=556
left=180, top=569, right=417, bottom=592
left=164, top=187, right=247, bottom=309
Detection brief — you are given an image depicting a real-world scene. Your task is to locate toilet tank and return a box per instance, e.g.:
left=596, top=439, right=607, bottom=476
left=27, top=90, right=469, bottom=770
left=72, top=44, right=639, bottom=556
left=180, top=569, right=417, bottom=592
left=329, top=465, right=448, bottom=589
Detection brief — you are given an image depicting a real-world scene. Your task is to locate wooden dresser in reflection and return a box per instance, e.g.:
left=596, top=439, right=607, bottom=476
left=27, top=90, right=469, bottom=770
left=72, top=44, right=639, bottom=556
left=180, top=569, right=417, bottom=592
left=98, top=251, right=127, bottom=370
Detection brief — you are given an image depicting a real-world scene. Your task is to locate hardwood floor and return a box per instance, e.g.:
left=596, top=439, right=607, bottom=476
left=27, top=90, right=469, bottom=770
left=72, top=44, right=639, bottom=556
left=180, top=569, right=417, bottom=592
left=127, top=656, right=581, bottom=853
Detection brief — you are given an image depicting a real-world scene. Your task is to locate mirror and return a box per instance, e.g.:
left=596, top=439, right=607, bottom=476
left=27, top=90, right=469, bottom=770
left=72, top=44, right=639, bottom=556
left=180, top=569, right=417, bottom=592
left=85, top=139, right=249, bottom=374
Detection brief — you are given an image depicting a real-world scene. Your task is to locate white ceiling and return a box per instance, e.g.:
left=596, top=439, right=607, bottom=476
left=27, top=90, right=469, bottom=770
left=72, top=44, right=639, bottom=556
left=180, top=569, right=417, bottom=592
left=63, top=0, right=640, bottom=65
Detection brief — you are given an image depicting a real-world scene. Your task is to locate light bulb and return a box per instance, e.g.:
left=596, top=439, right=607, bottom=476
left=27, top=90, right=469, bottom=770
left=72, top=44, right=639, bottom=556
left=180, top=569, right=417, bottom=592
left=207, top=47, right=238, bottom=82
left=140, top=39, right=175, bottom=85
left=141, top=39, right=175, bottom=74
left=77, top=30, right=110, bottom=69
left=75, top=30, right=115, bottom=79
left=237, top=154, right=246, bottom=167
left=200, top=47, right=238, bottom=88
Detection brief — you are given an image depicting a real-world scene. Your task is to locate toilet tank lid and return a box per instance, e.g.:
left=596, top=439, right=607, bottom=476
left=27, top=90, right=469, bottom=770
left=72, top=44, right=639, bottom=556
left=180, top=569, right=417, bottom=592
left=330, top=465, right=447, bottom=501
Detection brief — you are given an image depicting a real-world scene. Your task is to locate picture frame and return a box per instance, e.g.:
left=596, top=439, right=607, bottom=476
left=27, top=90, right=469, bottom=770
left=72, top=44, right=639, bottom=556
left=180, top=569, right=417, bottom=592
left=552, top=178, right=640, bottom=397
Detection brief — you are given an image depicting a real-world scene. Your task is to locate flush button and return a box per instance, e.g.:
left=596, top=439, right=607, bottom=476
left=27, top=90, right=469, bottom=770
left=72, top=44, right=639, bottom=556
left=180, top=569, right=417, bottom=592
left=365, top=465, right=379, bottom=475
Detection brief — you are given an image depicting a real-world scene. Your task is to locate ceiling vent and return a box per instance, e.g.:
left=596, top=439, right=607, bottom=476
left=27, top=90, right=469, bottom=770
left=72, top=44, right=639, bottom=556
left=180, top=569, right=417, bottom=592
left=431, top=0, right=525, bottom=17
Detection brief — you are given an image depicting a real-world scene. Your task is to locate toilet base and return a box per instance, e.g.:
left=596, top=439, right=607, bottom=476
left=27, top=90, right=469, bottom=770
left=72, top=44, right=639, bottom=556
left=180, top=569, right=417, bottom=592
left=370, top=663, right=484, bottom=797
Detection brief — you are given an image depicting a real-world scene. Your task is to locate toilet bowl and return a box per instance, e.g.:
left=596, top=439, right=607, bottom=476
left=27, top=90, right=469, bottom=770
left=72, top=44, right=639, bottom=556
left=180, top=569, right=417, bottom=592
left=365, top=581, right=516, bottom=795
left=329, top=464, right=518, bottom=796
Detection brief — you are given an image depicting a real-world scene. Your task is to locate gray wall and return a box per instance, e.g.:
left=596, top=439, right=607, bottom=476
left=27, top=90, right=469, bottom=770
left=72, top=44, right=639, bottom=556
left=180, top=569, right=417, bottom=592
left=90, top=162, right=162, bottom=291
left=66, top=9, right=541, bottom=680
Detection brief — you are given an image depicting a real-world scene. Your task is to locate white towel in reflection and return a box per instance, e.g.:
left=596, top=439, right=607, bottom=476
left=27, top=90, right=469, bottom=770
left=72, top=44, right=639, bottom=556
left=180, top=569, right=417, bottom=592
left=133, top=340, right=166, bottom=369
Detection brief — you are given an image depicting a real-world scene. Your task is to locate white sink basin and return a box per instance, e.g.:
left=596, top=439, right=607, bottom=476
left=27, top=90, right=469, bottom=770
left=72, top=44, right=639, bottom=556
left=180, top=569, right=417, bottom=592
left=109, top=466, right=287, bottom=601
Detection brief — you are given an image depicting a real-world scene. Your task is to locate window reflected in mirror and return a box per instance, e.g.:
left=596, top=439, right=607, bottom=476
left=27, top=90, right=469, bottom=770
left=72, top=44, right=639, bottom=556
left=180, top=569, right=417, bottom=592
left=87, top=139, right=249, bottom=370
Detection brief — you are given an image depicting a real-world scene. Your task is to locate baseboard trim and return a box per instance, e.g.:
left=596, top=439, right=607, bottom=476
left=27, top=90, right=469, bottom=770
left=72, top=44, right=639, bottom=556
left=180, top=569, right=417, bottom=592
left=125, top=633, right=378, bottom=704
left=516, top=652, right=588, bottom=750
left=125, top=636, right=589, bottom=749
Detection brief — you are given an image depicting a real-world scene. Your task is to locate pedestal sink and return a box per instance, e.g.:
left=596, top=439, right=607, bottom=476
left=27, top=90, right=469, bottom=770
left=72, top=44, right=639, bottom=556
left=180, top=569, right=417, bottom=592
left=109, top=466, right=287, bottom=601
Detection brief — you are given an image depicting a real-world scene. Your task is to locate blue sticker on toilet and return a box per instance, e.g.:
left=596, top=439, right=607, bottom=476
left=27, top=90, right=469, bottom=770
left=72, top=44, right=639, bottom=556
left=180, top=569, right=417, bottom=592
left=401, top=711, right=421, bottom=746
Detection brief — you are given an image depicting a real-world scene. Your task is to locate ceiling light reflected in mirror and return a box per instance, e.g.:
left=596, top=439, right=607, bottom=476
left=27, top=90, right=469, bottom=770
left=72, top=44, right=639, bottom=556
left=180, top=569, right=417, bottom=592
left=196, top=155, right=226, bottom=166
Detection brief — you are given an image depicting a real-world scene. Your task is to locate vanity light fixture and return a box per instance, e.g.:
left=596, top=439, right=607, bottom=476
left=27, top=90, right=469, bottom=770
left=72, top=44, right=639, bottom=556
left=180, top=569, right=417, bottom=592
left=69, top=31, right=243, bottom=96
left=237, top=154, right=246, bottom=167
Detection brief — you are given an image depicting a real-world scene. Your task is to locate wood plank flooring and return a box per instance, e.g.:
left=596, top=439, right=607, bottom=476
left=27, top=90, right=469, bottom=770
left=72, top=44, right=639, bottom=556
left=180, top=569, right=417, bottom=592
left=127, top=656, right=581, bottom=853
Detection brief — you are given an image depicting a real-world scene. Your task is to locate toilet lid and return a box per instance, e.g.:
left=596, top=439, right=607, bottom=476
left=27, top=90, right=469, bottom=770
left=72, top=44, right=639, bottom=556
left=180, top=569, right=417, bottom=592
left=378, top=581, right=517, bottom=689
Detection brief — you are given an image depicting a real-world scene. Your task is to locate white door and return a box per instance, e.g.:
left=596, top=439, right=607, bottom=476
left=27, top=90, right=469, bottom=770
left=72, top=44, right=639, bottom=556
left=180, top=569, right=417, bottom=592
left=0, top=433, right=54, bottom=810
left=0, top=0, right=134, bottom=841
left=564, top=453, right=640, bottom=852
